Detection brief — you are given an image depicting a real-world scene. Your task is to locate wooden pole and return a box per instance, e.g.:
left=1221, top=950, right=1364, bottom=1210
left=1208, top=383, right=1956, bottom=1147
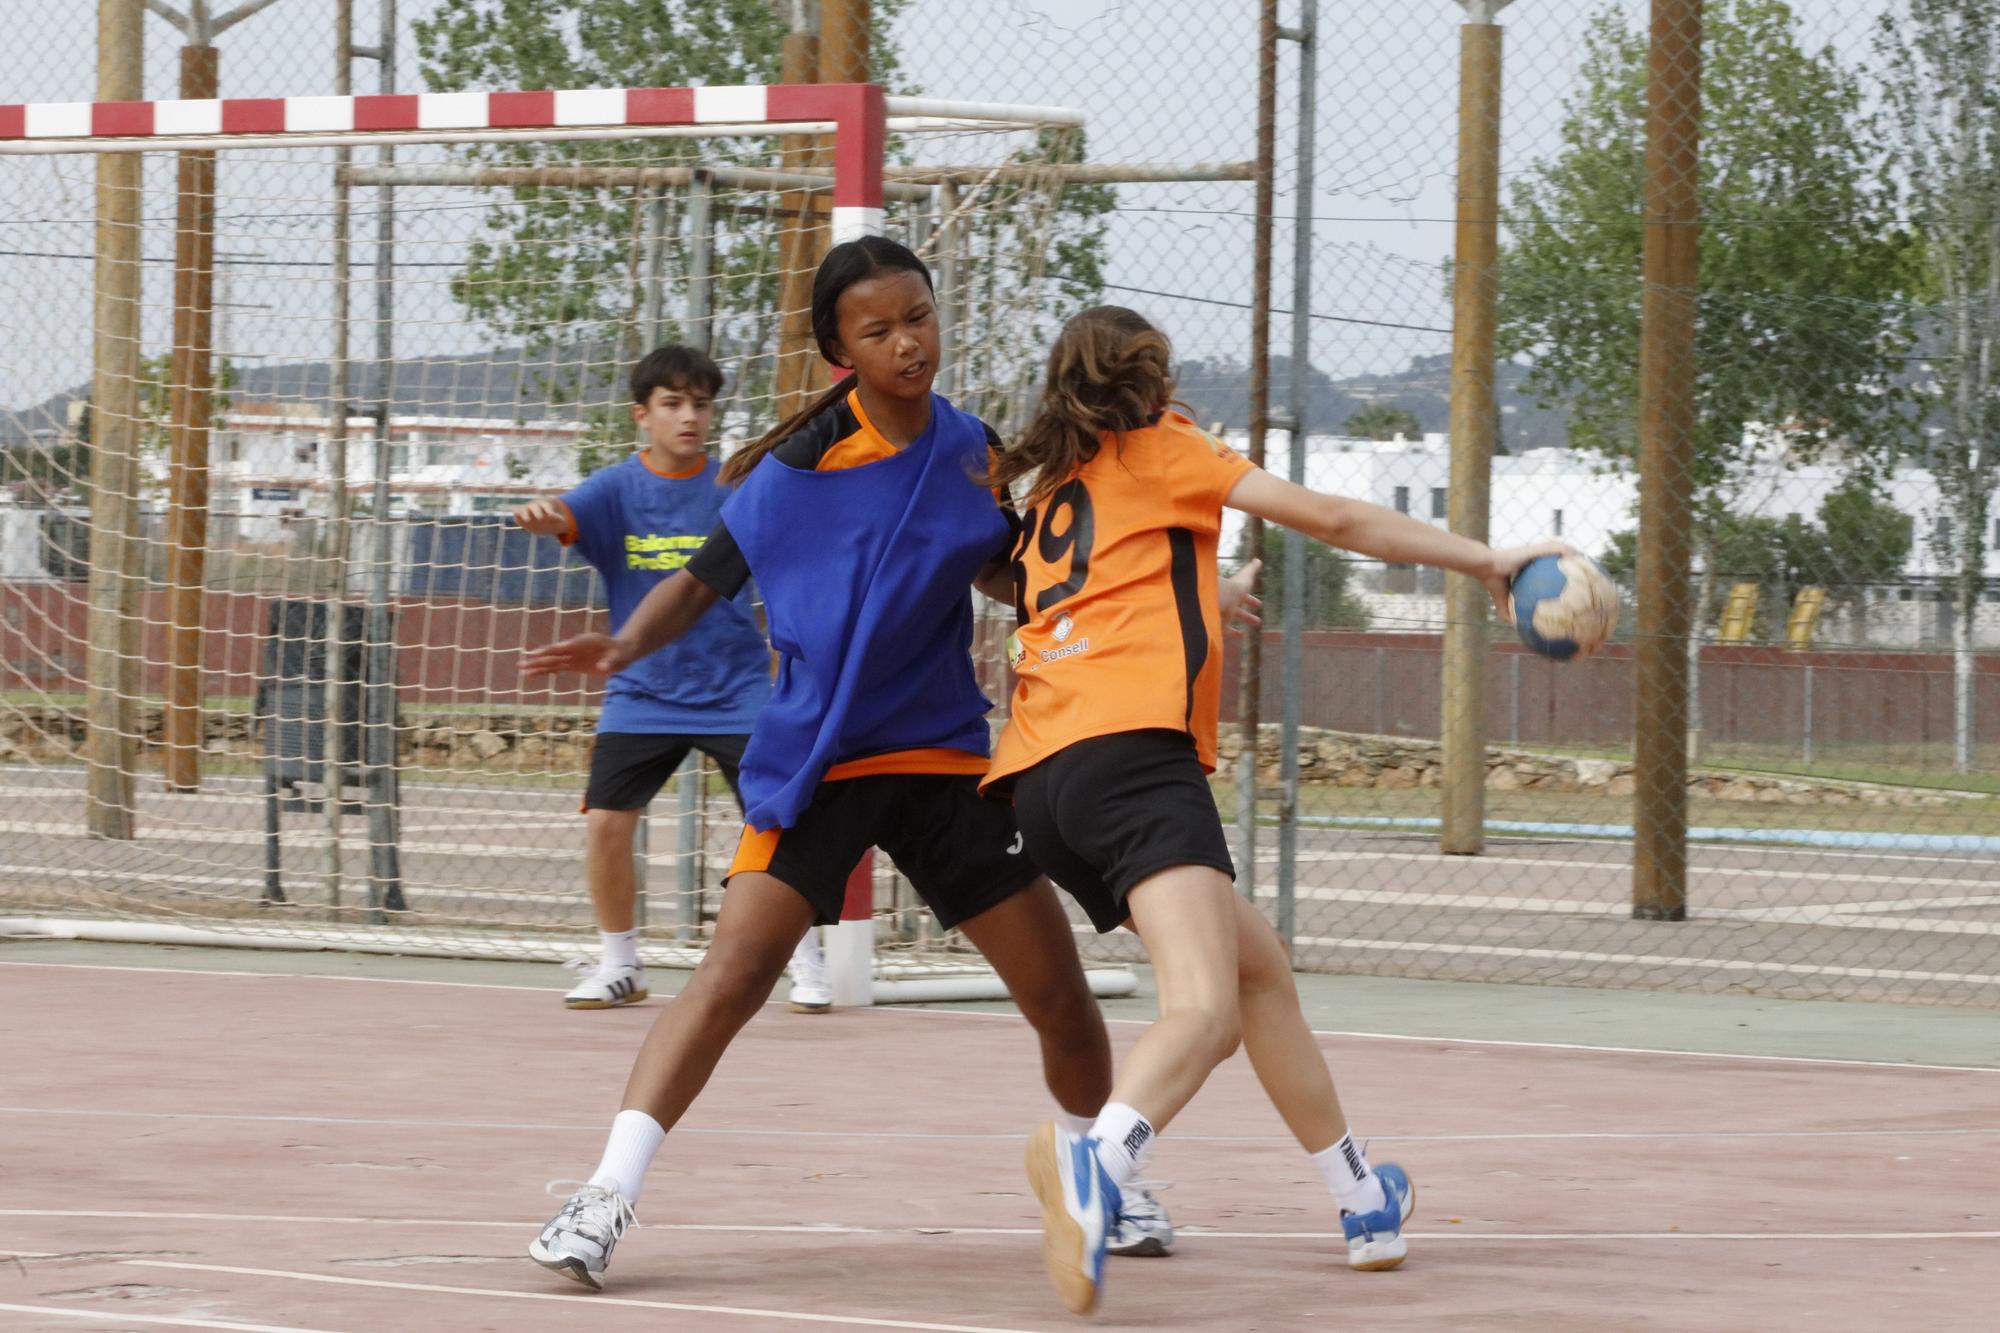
left=1237, top=0, right=1278, bottom=898
left=163, top=42, right=220, bottom=792
left=772, top=7, right=822, bottom=421
left=1633, top=0, right=1702, bottom=920
left=1441, top=8, right=1505, bottom=855
left=86, top=0, right=144, bottom=840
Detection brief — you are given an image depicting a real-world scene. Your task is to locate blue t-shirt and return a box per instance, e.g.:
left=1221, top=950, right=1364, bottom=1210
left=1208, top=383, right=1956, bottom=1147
left=559, top=453, right=770, bottom=735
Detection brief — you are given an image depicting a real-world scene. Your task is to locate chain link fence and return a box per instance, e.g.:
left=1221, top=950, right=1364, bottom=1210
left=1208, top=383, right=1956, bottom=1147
left=2, top=1, right=1995, bottom=1003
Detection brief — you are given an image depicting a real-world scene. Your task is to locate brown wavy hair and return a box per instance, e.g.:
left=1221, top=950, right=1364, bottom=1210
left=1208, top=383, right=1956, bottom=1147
left=990, top=306, right=1177, bottom=505
left=718, top=236, right=934, bottom=486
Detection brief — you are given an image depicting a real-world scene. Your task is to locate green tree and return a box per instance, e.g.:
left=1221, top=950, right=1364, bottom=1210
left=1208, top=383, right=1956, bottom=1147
left=1876, top=0, right=1999, bottom=770
left=415, top=0, right=1110, bottom=461
left=1497, top=0, right=1913, bottom=566
left=1343, top=403, right=1422, bottom=441
left=1257, top=528, right=1370, bottom=630
left=1816, top=475, right=1913, bottom=596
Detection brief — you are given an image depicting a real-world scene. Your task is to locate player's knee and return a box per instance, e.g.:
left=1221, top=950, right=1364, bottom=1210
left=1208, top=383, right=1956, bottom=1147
left=585, top=810, right=639, bottom=857
left=1011, top=967, right=1102, bottom=1038
left=1176, top=1001, right=1242, bottom=1069
left=686, top=944, right=786, bottom=1020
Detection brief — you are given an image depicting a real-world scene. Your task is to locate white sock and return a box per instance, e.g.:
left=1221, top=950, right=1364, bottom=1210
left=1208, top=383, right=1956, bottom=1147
left=1054, top=1109, right=1095, bottom=1137
left=600, top=928, right=641, bottom=971
left=1311, top=1132, right=1386, bottom=1215
left=791, top=928, right=823, bottom=970
left=588, top=1109, right=666, bottom=1204
left=1088, top=1102, right=1154, bottom=1189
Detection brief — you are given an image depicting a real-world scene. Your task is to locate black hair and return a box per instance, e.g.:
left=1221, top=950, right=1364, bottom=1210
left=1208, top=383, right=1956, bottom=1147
left=719, top=237, right=933, bottom=485
left=630, top=344, right=724, bottom=405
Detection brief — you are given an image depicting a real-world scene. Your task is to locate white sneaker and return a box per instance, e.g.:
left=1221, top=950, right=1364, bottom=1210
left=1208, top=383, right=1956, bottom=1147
left=787, top=931, right=832, bottom=1014
left=529, top=1183, right=634, bottom=1290
left=1107, top=1180, right=1175, bottom=1257
left=564, top=961, right=648, bottom=1010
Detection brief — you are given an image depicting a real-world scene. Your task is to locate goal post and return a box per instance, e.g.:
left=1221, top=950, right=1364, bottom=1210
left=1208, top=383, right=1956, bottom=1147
left=0, top=81, right=1140, bottom=1003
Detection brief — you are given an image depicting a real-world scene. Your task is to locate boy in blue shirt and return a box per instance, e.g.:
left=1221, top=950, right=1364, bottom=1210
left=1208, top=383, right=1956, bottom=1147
left=516, top=346, right=830, bottom=1012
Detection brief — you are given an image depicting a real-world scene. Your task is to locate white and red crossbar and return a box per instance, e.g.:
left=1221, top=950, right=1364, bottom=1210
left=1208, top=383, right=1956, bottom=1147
left=0, top=82, right=888, bottom=235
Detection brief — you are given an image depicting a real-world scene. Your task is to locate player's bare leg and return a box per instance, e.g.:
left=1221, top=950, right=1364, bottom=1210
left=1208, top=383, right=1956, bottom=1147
left=565, top=808, right=649, bottom=1009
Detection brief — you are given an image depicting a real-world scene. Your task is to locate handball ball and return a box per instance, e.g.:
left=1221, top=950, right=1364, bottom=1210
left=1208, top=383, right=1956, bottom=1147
left=1510, top=553, right=1619, bottom=660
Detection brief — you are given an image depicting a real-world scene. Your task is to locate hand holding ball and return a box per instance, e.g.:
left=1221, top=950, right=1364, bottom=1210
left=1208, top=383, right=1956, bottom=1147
left=1509, top=553, right=1619, bottom=660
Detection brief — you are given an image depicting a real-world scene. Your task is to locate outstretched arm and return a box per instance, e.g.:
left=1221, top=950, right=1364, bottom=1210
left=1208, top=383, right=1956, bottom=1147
left=522, top=570, right=721, bottom=678
left=1224, top=469, right=1567, bottom=622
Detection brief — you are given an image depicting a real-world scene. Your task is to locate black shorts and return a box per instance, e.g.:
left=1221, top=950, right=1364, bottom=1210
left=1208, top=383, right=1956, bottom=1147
left=727, top=773, right=1039, bottom=929
left=583, top=732, right=748, bottom=812
left=1011, top=729, right=1236, bottom=934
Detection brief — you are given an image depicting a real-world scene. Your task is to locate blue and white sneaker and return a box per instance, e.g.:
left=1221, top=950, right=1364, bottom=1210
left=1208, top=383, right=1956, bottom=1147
left=1026, top=1121, right=1120, bottom=1313
left=1341, top=1162, right=1416, bottom=1271
left=1107, top=1180, right=1175, bottom=1257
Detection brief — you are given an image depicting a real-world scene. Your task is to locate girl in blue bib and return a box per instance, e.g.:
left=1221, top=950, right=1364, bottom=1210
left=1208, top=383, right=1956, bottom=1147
left=520, top=238, right=1171, bottom=1289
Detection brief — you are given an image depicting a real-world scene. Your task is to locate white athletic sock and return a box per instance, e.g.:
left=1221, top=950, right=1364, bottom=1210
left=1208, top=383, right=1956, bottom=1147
left=1312, top=1132, right=1386, bottom=1216
left=1088, top=1102, right=1155, bottom=1189
left=588, top=1109, right=666, bottom=1204
left=1054, top=1109, right=1095, bottom=1138
left=600, top=928, right=641, bottom=971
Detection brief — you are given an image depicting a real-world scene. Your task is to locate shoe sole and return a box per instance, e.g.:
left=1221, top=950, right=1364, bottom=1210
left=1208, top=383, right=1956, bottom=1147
left=1107, top=1235, right=1172, bottom=1258
left=564, top=988, right=649, bottom=1011
left=1025, top=1122, right=1100, bottom=1314
left=1348, top=1177, right=1418, bottom=1273
left=788, top=1000, right=832, bottom=1014
left=528, top=1242, right=604, bottom=1291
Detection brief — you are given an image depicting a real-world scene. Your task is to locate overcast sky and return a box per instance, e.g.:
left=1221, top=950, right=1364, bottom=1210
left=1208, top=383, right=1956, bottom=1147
left=0, top=0, right=1898, bottom=416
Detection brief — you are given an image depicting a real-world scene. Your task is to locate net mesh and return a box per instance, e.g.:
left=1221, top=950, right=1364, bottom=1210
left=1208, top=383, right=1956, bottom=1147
left=0, top=111, right=1108, bottom=978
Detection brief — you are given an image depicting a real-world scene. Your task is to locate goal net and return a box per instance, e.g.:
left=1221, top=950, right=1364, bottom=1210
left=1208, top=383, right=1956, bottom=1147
left=0, top=83, right=1132, bottom=1002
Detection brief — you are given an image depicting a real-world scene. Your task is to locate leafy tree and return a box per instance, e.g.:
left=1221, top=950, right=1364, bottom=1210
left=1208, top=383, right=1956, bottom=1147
left=1876, top=0, right=2000, bottom=759
left=1343, top=403, right=1422, bottom=441
left=414, top=0, right=1110, bottom=464
left=1816, top=475, right=1913, bottom=595
left=1257, top=527, right=1370, bottom=630
left=1497, top=0, right=1913, bottom=576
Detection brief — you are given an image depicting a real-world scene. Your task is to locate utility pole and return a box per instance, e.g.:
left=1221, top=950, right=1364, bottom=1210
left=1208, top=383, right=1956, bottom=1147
left=1633, top=0, right=1703, bottom=921
left=1440, top=0, right=1511, bottom=855
left=146, top=0, right=285, bottom=792
left=85, top=0, right=145, bottom=840
left=773, top=1, right=823, bottom=420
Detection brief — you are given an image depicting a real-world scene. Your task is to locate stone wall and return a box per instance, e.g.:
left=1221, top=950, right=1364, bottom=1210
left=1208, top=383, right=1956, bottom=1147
left=0, top=704, right=1968, bottom=806
left=1215, top=724, right=1962, bottom=808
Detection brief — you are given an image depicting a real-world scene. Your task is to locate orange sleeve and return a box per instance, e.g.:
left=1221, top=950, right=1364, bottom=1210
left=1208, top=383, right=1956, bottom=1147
left=1173, top=431, right=1256, bottom=515
left=552, top=499, right=580, bottom=547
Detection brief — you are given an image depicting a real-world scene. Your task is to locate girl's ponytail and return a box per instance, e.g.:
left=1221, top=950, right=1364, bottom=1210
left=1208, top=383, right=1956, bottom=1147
left=719, top=377, right=850, bottom=485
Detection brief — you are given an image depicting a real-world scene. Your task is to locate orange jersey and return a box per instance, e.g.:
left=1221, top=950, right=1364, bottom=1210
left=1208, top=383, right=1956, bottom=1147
left=984, top=411, right=1254, bottom=789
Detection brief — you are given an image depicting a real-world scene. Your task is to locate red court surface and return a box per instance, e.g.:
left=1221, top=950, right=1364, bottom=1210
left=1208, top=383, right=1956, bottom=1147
left=3, top=958, right=1997, bottom=1332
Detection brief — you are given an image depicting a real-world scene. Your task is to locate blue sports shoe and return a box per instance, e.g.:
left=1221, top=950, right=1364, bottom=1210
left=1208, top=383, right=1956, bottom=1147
left=1341, top=1162, right=1415, bottom=1271
left=1026, top=1121, right=1121, bottom=1313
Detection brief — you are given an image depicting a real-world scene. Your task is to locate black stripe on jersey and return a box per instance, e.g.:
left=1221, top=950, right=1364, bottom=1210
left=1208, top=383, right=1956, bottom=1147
left=1167, top=528, right=1207, bottom=728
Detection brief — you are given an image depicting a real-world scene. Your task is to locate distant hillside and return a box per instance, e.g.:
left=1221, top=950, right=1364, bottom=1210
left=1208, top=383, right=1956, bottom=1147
left=1, top=346, right=624, bottom=445
left=1178, top=353, right=1570, bottom=453
left=6, top=347, right=1573, bottom=452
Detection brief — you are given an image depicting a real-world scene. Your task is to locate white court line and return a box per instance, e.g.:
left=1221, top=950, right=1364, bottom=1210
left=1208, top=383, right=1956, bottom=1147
left=1294, top=934, right=2000, bottom=989
left=6, top=1108, right=2000, bottom=1145
left=6, top=958, right=2000, bottom=1074
left=0, top=1216, right=1984, bottom=1248
left=1284, top=884, right=2000, bottom=933
left=0, top=1303, right=347, bottom=1333
left=121, top=1261, right=1051, bottom=1333
left=1293, top=848, right=2000, bottom=894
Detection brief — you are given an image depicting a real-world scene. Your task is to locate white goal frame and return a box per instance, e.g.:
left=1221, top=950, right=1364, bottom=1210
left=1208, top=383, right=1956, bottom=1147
left=0, top=82, right=1134, bottom=1007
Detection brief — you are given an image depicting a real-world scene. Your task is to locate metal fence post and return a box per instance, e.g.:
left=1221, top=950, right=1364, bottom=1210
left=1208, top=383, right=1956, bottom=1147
left=675, top=754, right=700, bottom=942
left=1275, top=0, right=1317, bottom=943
